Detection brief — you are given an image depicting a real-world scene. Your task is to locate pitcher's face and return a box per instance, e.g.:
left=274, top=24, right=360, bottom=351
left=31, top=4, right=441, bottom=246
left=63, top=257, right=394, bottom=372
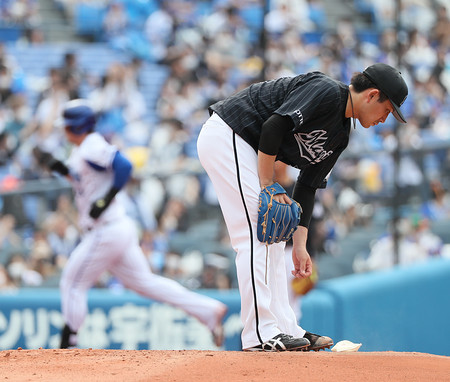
left=358, top=90, right=394, bottom=129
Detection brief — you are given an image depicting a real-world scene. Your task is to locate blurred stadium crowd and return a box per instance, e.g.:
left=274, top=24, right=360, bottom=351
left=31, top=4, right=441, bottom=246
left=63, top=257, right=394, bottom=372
left=1, top=0, right=450, bottom=291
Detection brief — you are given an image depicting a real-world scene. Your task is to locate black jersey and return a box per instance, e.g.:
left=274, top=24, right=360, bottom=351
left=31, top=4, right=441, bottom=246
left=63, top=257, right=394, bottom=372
left=209, top=72, right=351, bottom=189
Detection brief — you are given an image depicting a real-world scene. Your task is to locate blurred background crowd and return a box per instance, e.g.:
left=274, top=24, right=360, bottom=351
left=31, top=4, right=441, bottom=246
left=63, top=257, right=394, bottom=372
left=0, top=0, right=450, bottom=292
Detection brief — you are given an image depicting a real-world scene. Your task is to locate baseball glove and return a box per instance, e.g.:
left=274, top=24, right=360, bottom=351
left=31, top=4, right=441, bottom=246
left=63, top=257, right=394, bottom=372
left=257, top=182, right=302, bottom=245
left=32, top=147, right=69, bottom=176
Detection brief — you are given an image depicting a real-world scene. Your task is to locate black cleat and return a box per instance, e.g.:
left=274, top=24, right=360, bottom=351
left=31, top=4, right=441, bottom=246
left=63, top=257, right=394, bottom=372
left=60, top=324, right=78, bottom=349
left=302, top=331, right=333, bottom=351
left=244, top=333, right=310, bottom=352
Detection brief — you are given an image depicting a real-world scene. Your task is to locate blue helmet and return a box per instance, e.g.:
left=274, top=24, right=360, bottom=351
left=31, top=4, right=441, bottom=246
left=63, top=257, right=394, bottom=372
left=63, top=99, right=96, bottom=135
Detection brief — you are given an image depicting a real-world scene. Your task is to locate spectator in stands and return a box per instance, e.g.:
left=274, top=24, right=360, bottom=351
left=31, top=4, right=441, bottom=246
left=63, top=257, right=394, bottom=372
left=0, top=130, right=17, bottom=168
left=0, top=263, right=16, bottom=291
left=0, top=44, right=18, bottom=77
left=400, top=0, right=436, bottom=35
left=354, top=216, right=443, bottom=273
left=144, top=2, right=174, bottom=62
left=208, top=9, right=250, bottom=63
left=0, top=61, right=14, bottom=103
left=266, top=2, right=303, bottom=38
left=404, top=29, right=437, bottom=82
left=118, top=176, right=158, bottom=237
left=146, top=118, right=187, bottom=172
left=123, top=57, right=143, bottom=89
left=3, top=0, right=40, bottom=27
left=336, top=184, right=363, bottom=232
left=27, top=227, right=58, bottom=282
left=88, top=62, right=146, bottom=141
left=430, top=4, right=450, bottom=48
left=430, top=45, right=449, bottom=96
left=200, top=257, right=231, bottom=290
left=161, top=250, right=183, bottom=281
left=34, top=68, right=63, bottom=106
left=265, top=0, right=319, bottom=38
left=158, top=197, right=189, bottom=237
left=5, top=252, right=44, bottom=287
left=102, top=1, right=128, bottom=41
left=53, top=193, right=79, bottom=232
left=19, top=70, right=69, bottom=157
left=59, top=52, right=85, bottom=100
left=422, top=179, right=450, bottom=221
left=22, top=27, right=45, bottom=45
left=0, top=214, right=23, bottom=265
left=411, top=216, right=443, bottom=257
left=2, top=94, right=31, bottom=145
left=44, top=212, right=79, bottom=270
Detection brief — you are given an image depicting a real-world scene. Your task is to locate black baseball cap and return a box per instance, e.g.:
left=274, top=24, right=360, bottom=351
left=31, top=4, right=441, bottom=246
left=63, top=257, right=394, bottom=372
left=363, top=63, right=408, bottom=123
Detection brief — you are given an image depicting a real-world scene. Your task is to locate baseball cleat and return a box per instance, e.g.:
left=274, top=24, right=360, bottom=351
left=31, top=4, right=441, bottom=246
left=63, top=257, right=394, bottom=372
left=243, top=333, right=310, bottom=352
left=60, top=324, right=78, bottom=349
left=301, top=332, right=333, bottom=351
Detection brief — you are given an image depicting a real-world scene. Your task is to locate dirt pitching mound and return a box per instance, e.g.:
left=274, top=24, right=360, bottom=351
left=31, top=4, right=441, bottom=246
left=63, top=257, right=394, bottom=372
left=1, top=348, right=449, bottom=381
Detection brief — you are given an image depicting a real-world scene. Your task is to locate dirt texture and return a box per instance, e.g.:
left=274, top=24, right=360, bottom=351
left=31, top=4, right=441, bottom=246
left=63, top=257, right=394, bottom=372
left=1, top=348, right=449, bottom=382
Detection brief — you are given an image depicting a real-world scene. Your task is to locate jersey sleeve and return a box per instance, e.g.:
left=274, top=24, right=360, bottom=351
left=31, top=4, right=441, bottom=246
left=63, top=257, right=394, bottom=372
left=274, top=81, right=341, bottom=132
left=80, top=133, right=117, bottom=169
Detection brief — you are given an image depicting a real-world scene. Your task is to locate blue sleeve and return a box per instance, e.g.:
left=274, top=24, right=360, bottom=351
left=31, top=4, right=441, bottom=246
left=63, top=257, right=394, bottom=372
left=111, top=151, right=132, bottom=189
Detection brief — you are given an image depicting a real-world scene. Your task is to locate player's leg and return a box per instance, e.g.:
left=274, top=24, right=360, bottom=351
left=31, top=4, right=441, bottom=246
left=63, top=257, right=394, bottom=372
left=59, top=229, right=115, bottom=348
left=197, top=115, right=307, bottom=351
left=267, top=243, right=305, bottom=337
left=284, top=244, right=302, bottom=320
left=110, top=218, right=227, bottom=346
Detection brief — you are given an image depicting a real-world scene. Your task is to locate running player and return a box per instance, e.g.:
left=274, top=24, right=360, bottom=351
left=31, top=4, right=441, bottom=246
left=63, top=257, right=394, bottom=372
left=34, top=99, right=227, bottom=349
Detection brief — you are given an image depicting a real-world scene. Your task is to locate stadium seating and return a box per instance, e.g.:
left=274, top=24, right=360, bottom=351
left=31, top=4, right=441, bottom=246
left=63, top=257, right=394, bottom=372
left=74, top=3, right=106, bottom=39
left=0, top=25, right=23, bottom=42
left=6, top=43, right=168, bottom=120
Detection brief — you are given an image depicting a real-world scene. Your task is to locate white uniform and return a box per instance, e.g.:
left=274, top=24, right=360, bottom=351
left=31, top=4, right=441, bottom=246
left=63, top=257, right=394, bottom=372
left=60, top=132, right=226, bottom=342
left=197, top=115, right=305, bottom=350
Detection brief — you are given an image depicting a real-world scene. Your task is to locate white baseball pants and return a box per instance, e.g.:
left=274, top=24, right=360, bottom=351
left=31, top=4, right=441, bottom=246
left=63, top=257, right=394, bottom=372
left=60, top=216, right=224, bottom=335
left=197, top=113, right=305, bottom=349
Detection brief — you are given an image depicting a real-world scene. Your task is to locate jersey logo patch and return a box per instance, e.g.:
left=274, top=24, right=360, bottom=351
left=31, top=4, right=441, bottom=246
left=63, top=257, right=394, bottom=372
left=293, top=109, right=304, bottom=125
left=294, top=130, right=333, bottom=164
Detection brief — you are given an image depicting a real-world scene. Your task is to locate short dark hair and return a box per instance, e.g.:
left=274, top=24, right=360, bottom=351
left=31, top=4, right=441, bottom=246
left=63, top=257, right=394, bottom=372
left=350, top=72, right=389, bottom=102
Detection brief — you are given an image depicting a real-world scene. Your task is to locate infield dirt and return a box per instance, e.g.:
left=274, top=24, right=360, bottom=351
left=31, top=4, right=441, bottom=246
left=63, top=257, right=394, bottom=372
left=1, top=348, right=449, bottom=381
